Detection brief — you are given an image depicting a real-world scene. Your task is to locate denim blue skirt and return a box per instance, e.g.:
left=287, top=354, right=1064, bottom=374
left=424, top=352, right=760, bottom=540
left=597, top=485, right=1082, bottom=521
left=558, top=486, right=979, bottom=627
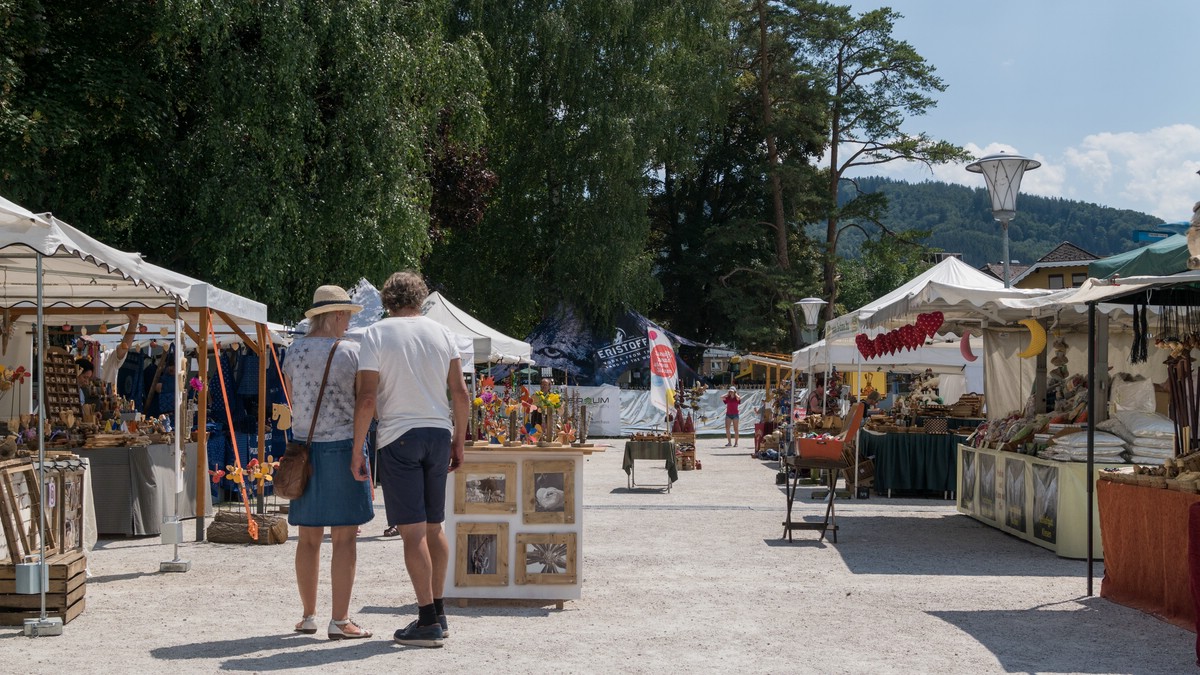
left=287, top=438, right=375, bottom=528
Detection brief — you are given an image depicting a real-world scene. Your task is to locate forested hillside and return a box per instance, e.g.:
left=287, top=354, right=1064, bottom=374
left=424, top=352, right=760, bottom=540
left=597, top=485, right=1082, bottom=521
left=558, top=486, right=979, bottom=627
left=836, top=177, right=1169, bottom=266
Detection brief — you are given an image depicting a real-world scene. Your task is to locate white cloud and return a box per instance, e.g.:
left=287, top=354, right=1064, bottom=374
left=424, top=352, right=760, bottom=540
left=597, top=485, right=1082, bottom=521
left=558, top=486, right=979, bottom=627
left=1063, top=125, right=1200, bottom=220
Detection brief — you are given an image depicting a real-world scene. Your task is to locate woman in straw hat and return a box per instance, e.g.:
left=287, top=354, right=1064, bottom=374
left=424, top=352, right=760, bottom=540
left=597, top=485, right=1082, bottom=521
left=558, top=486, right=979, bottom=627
left=282, top=285, right=374, bottom=639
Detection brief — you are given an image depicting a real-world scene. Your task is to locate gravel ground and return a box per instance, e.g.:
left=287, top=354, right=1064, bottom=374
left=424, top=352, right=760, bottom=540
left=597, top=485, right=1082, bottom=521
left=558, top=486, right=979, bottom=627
left=2, top=436, right=1194, bottom=674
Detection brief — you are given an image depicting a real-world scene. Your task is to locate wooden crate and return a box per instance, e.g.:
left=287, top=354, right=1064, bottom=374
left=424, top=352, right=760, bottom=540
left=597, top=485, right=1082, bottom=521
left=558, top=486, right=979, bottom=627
left=0, top=550, right=87, bottom=625
left=671, top=432, right=696, bottom=446
left=0, top=460, right=57, bottom=564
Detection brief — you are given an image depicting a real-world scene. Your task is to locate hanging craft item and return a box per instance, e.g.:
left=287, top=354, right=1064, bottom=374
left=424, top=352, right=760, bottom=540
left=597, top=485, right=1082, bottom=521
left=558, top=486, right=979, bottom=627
left=1156, top=305, right=1200, bottom=455
left=1130, top=303, right=1149, bottom=364
left=960, top=329, right=978, bottom=362
left=1016, top=318, right=1046, bottom=358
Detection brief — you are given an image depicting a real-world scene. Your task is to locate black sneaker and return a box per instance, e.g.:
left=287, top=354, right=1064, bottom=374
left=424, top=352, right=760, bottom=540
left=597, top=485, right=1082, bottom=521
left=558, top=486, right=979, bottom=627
left=439, top=614, right=450, bottom=638
left=394, top=620, right=444, bottom=648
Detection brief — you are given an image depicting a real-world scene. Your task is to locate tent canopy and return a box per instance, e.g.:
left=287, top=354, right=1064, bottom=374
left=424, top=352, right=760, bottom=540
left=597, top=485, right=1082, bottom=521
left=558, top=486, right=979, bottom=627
left=0, top=195, right=267, bottom=323
left=1089, top=234, right=1188, bottom=280
left=420, top=291, right=532, bottom=364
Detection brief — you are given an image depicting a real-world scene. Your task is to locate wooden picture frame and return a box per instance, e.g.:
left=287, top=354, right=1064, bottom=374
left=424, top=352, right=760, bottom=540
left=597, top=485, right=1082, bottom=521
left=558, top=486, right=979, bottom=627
left=454, top=522, right=509, bottom=587
left=516, top=532, right=578, bottom=585
left=523, top=460, right=575, bottom=525
left=0, top=461, right=57, bottom=561
left=454, top=462, right=517, bottom=515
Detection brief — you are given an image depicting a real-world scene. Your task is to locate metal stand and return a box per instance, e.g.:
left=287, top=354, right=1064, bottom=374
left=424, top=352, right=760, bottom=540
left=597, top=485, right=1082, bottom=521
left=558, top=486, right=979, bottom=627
left=782, top=459, right=843, bottom=543
left=159, top=518, right=191, bottom=573
left=627, top=460, right=672, bottom=492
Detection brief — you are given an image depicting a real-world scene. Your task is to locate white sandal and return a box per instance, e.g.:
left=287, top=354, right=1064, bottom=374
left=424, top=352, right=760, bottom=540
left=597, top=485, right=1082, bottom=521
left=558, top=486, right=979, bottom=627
left=295, top=615, right=318, bottom=634
left=328, top=618, right=372, bottom=640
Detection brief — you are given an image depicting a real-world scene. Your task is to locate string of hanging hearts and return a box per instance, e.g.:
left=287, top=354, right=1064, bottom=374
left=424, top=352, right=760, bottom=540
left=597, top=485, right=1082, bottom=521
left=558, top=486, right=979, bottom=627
left=854, top=312, right=944, bottom=360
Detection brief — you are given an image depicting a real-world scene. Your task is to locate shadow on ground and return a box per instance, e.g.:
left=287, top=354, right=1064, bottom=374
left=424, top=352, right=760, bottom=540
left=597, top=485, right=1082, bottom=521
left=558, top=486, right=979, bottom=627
left=929, top=597, right=1192, bottom=674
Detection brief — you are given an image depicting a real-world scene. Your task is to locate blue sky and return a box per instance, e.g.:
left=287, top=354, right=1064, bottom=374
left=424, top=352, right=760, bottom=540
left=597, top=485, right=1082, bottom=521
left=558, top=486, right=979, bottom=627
left=844, top=0, right=1200, bottom=222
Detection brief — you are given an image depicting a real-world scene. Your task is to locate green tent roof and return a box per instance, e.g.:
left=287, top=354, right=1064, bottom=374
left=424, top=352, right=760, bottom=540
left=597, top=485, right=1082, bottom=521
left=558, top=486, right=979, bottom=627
left=1089, top=234, right=1189, bottom=279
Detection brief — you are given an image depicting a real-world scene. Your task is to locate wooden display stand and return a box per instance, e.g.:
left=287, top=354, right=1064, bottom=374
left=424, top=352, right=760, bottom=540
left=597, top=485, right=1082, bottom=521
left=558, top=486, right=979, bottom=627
left=40, top=346, right=82, bottom=420
left=782, top=403, right=865, bottom=543
left=444, top=444, right=598, bottom=607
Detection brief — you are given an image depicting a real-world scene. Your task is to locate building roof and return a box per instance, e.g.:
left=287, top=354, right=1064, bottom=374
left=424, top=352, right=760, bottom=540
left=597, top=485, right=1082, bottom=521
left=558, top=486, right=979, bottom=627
left=1036, top=241, right=1100, bottom=263
left=979, top=262, right=1031, bottom=281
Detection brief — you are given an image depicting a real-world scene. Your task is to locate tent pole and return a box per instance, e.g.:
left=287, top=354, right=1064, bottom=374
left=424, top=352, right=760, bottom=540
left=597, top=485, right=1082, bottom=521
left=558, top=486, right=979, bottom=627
left=256, top=322, right=267, bottom=513
left=1086, top=302, right=1096, bottom=596
left=35, top=253, right=48, bottom=622
left=195, top=310, right=210, bottom=542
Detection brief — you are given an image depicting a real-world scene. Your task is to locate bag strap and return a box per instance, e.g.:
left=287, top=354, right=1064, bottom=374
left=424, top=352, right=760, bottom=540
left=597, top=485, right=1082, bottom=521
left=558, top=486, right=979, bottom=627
left=305, top=339, right=343, bottom=445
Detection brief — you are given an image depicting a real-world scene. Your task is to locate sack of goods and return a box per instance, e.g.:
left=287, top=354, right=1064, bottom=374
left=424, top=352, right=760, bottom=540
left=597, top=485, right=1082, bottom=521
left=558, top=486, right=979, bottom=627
left=1039, top=430, right=1126, bottom=463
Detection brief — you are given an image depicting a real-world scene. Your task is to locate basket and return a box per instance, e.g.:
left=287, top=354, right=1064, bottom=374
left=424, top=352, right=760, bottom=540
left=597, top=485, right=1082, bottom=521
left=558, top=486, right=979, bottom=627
left=923, top=417, right=949, bottom=435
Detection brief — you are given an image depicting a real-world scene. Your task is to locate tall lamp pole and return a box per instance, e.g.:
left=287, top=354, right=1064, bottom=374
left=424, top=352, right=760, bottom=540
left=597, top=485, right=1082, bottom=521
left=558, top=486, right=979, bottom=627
left=966, top=152, right=1040, bottom=288
left=794, top=297, right=826, bottom=406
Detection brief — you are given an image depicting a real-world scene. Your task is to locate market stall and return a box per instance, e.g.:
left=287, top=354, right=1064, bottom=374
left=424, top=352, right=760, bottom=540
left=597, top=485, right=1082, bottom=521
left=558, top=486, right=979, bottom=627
left=862, top=430, right=958, bottom=497
left=0, top=193, right=272, bottom=546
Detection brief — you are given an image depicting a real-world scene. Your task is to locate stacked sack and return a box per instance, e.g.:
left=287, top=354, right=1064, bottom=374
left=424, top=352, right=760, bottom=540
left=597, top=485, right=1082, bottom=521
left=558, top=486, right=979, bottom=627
left=1039, top=430, right=1127, bottom=463
left=1110, top=411, right=1176, bottom=465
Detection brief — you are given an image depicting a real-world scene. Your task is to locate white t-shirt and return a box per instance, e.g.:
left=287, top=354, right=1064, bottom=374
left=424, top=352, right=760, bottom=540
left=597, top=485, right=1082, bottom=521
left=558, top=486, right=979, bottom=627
left=358, top=316, right=461, bottom=447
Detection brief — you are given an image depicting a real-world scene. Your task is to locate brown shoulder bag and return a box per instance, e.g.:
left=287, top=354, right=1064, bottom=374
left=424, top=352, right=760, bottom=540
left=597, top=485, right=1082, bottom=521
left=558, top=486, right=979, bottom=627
left=274, top=340, right=341, bottom=501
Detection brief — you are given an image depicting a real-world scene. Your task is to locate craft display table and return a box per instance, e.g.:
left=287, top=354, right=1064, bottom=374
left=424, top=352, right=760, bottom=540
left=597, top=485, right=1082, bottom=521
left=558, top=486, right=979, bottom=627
left=781, top=455, right=846, bottom=543
left=957, top=444, right=1120, bottom=559
left=444, top=444, right=601, bottom=607
left=622, top=441, right=677, bottom=491
left=862, top=431, right=959, bottom=497
left=1097, top=479, right=1200, bottom=631
left=75, top=443, right=211, bottom=536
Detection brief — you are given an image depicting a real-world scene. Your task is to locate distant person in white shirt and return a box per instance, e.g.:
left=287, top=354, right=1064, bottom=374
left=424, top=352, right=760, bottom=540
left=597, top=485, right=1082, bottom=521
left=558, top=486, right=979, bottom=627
left=351, top=270, right=468, bottom=648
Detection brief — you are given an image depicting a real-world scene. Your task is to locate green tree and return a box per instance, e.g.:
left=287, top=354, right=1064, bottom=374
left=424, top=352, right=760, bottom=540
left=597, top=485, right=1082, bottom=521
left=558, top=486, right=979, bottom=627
left=428, top=0, right=728, bottom=338
left=798, top=3, right=970, bottom=320
left=0, top=1, right=488, bottom=319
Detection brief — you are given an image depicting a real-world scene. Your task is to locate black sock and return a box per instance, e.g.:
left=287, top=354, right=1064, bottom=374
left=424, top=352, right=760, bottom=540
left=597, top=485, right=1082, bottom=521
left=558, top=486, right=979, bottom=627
left=418, top=603, right=437, bottom=626
left=433, top=598, right=444, bottom=616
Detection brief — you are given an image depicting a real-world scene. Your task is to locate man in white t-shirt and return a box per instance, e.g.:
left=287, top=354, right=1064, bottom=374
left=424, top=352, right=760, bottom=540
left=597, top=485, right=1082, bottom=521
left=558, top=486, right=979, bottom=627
left=351, top=270, right=468, bottom=648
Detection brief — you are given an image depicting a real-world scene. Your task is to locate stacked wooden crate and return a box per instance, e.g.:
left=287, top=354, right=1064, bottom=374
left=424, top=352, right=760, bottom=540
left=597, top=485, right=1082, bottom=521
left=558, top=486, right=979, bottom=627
left=0, top=458, right=87, bottom=625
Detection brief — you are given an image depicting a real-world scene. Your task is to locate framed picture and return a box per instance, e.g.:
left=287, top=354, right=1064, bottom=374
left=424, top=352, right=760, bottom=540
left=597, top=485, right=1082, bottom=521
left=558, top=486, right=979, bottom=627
left=516, top=532, right=577, bottom=585
left=523, top=460, right=575, bottom=525
left=454, top=522, right=509, bottom=587
left=454, top=462, right=517, bottom=515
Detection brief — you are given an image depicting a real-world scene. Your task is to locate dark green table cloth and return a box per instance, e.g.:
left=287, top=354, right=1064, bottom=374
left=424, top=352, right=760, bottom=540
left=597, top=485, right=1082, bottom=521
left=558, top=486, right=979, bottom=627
left=622, top=441, right=678, bottom=484
left=860, top=431, right=957, bottom=494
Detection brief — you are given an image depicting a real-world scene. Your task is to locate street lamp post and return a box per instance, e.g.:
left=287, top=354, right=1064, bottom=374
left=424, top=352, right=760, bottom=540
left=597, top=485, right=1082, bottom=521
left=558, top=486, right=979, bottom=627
left=794, top=297, right=827, bottom=409
left=966, top=153, right=1041, bottom=288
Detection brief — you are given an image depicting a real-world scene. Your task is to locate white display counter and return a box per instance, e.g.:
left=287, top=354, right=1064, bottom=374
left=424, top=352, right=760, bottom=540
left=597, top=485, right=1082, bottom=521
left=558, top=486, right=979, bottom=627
left=956, top=443, right=1121, bottom=559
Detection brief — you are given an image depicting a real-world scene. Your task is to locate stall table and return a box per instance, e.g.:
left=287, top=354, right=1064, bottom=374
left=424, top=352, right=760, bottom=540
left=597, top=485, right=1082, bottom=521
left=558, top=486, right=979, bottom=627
left=75, top=443, right=211, bottom=536
left=861, top=431, right=958, bottom=497
left=622, top=441, right=677, bottom=491
left=1097, top=479, right=1199, bottom=631
left=957, top=444, right=1121, bottom=559
left=444, top=444, right=600, bottom=607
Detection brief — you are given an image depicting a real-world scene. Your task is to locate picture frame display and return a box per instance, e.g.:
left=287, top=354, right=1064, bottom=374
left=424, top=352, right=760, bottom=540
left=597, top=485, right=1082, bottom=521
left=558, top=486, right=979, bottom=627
left=516, top=532, right=578, bottom=585
left=523, top=460, right=575, bottom=525
left=454, top=522, right=509, bottom=587
left=454, top=462, right=518, bottom=515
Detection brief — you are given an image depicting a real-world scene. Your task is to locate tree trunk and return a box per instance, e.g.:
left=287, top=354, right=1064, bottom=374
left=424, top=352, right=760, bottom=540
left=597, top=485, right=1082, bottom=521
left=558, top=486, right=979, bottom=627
left=756, top=0, right=789, bottom=273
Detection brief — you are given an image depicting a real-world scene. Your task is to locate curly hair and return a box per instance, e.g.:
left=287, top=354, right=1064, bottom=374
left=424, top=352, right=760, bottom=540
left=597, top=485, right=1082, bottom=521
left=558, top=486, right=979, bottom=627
left=381, top=270, right=429, bottom=313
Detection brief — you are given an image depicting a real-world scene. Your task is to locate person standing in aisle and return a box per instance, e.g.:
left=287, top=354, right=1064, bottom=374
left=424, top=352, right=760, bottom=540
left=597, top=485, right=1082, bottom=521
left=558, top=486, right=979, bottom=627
left=282, top=285, right=374, bottom=640
left=351, top=270, right=469, bottom=648
left=723, top=385, right=742, bottom=447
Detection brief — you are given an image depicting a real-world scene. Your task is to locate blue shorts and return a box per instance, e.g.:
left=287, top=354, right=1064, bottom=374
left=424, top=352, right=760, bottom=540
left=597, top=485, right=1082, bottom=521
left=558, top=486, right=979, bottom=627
left=726, top=413, right=740, bottom=420
left=379, top=427, right=451, bottom=526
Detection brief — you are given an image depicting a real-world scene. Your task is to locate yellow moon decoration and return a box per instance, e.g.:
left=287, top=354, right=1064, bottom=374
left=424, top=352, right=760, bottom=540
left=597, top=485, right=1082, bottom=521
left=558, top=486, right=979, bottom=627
left=1017, top=318, right=1047, bottom=358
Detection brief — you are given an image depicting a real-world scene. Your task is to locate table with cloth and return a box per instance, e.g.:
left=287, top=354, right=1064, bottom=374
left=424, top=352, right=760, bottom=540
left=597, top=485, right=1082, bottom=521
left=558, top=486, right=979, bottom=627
left=75, top=443, right=212, bottom=536
left=622, top=441, right=677, bottom=490
left=860, top=431, right=958, bottom=497
left=1098, top=479, right=1200, bottom=632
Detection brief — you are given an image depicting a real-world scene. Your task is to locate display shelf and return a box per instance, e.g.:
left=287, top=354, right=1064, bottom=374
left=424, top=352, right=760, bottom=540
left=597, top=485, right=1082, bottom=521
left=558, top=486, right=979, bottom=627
left=41, top=346, right=81, bottom=419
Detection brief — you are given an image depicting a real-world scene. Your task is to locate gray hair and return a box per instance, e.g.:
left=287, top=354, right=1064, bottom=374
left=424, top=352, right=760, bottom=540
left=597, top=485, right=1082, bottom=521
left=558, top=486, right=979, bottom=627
left=381, top=270, right=428, bottom=313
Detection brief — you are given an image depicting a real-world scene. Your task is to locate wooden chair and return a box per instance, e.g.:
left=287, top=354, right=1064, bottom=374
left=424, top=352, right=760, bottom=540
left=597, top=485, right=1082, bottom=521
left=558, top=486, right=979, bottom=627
left=782, top=403, right=866, bottom=543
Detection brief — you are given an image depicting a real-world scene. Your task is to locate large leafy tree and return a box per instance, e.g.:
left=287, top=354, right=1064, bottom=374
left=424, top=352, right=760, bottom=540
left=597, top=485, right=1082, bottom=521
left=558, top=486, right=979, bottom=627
left=428, top=0, right=728, bottom=338
left=797, top=3, right=970, bottom=320
left=0, top=1, right=487, bottom=319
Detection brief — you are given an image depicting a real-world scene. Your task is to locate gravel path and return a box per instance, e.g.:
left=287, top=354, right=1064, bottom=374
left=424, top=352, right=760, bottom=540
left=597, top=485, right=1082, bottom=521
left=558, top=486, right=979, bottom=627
left=2, top=436, right=1193, bottom=673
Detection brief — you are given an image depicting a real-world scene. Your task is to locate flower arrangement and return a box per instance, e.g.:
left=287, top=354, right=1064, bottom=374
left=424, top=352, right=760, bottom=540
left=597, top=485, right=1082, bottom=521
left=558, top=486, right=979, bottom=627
left=535, top=389, right=562, bottom=411
left=189, top=377, right=204, bottom=392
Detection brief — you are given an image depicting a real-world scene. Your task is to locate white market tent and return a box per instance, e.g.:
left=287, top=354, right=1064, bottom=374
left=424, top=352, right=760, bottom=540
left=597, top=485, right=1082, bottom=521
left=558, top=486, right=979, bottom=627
left=0, top=193, right=272, bottom=544
left=421, top=291, right=533, bottom=365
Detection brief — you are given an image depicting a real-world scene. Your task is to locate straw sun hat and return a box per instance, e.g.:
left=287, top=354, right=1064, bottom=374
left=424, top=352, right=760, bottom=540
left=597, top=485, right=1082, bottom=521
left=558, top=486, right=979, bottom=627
left=304, top=285, right=363, bottom=318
